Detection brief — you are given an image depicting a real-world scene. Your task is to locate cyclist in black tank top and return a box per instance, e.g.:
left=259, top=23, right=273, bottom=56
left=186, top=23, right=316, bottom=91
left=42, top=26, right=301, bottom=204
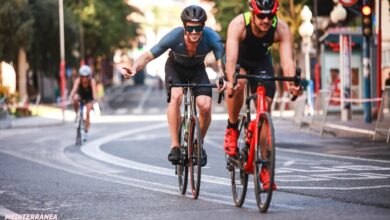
left=69, top=65, right=97, bottom=141
left=223, top=0, right=303, bottom=189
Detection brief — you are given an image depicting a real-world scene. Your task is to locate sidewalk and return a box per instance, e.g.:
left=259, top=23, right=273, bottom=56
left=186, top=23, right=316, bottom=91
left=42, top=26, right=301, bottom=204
left=1, top=102, right=389, bottom=146
left=0, top=104, right=75, bottom=129
left=276, top=109, right=390, bottom=144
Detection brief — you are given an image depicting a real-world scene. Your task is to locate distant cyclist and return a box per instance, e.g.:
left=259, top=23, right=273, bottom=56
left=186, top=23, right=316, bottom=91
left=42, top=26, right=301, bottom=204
left=69, top=65, right=97, bottom=141
left=122, top=5, right=226, bottom=166
left=223, top=0, right=302, bottom=189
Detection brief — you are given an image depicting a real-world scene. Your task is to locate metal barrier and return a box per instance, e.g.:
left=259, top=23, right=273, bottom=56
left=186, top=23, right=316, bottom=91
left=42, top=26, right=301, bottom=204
left=309, top=90, right=330, bottom=136
left=291, top=91, right=307, bottom=127
left=374, top=86, right=390, bottom=143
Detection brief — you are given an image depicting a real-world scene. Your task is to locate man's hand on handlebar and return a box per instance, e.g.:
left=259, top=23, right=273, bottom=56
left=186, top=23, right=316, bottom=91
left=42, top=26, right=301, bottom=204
left=216, top=76, right=227, bottom=92
left=122, top=67, right=136, bottom=80
left=288, top=83, right=303, bottom=97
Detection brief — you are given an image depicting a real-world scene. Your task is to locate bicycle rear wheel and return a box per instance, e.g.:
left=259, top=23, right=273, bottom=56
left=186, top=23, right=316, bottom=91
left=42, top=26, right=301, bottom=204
left=230, top=115, right=248, bottom=207
left=188, top=115, right=202, bottom=199
left=253, top=112, right=275, bottom=213
left=177, top=117, right=188, bottom=195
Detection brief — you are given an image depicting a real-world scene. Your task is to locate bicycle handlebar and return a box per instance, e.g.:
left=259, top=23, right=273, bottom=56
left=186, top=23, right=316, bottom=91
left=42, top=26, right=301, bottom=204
left=167, top=76, right=225, bottom=104
left=232, top=65, right=302, bottom=101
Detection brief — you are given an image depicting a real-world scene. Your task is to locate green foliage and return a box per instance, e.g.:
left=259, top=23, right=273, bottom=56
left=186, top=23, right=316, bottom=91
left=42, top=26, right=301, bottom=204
left=79, top=0, right=140, bottom=57
left=0, top=0, right=33, bottom=63
left=28, top=0, right=79, bottom=76
left=211, top=0, right=247, bottom=40
left=0, top=0, right=140, bottom=77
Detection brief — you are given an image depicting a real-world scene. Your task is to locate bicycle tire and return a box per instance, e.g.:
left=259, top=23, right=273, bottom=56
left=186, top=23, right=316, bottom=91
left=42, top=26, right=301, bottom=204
left=230, top=114, right=248, bottom=207
left=189, top=115, right=202, bottom=199
left=177, top=117, right=188, bottom=195
left=253, top=112, right=275, bottom=213
left=75, top=114, right=82, bottom=147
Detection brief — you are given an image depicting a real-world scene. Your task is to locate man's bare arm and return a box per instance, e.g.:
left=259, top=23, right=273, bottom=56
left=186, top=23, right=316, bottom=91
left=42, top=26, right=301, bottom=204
left=91, top=79, right=98, bottom=101
left=68, top=78, right=80, bottom=99
left=225, top=15, right=245, bottom=84
left=276, top=20, right=295, bottom=78
left=123, top=51, right=155, bottom=79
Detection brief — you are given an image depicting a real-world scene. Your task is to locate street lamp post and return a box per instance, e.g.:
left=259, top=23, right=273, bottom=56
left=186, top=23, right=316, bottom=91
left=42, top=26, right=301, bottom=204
left=59, top=0, right=66, bottom=121
left=330, top=2, right=352, bottom=121
left=299, top=6, right=314, bottom=115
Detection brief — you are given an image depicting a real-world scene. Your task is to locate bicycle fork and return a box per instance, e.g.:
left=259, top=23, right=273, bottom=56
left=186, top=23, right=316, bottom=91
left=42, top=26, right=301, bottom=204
left=244, top=85, right=267, bottom=173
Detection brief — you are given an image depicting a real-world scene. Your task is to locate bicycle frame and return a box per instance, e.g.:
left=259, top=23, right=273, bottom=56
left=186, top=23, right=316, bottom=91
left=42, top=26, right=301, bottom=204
left=233, top=69, right=301, bottom=174
left=244, top=84, right=267, bottom=173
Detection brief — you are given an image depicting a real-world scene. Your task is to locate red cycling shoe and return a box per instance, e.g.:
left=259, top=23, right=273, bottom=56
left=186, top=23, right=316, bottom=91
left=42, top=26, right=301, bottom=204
left=224, top=128, right=238, bottom=156
left=260, top=167, right=277, bottom=191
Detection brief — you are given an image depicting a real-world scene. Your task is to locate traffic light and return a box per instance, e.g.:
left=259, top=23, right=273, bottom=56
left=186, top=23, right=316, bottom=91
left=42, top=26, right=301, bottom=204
left=361, top=3, right=372, bottom=37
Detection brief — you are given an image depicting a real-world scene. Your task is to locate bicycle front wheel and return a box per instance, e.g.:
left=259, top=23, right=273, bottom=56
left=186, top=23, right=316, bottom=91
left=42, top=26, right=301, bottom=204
left=253, top=112, right=275, bottom=213
left=177, top=116, right=188, bottom=195
left=188, top=115, right=202, bottom=199
left=75, top=115, right=82, bottom=147
left=230, top=114, right=248, bottom=207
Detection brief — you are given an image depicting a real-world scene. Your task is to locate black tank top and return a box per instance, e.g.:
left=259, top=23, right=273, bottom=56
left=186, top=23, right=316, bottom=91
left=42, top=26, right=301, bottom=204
left=78, top=80, right=93, bottom=101
left=238, top=12, right=278, bottom=66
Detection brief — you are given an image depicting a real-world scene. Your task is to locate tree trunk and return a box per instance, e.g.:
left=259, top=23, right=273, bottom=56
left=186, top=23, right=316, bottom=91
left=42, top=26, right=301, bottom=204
left=17, top=48, right=28, bottom=101
left=289, top=0, right=295, bottom=18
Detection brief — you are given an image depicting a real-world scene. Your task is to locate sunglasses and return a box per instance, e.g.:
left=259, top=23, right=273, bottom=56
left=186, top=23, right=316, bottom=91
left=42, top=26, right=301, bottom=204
left=256, top=13, right=275, bottom=20
left=184, top=25, right=203, bottom=33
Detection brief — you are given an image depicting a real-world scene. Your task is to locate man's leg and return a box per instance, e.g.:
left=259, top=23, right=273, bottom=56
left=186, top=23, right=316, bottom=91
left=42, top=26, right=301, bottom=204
left=196, top=95, right=212, bottom=138
left=196, top=95, right=211, bottom=167
left=85, top=102, right=94, bottom=132
left=224, top=78, right=246, bottom=156
left=167, top=88, right=183, bottom=164
left=226, top=80, right=245, bottom=124
left=73, top=95, right=80, bottom=112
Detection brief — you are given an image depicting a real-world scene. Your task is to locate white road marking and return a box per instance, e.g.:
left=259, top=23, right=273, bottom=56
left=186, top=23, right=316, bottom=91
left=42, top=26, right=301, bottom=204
left=0, top=147, right=299, bottom=211
left=90, top=113, right=229, bottom=124
left=0, top=205, right=19, bottom=218
left=284, top=160, right=295, bottom=166
left=278, top=148, right=390, bottom=164
left=80, top=124, right=390, bottom=191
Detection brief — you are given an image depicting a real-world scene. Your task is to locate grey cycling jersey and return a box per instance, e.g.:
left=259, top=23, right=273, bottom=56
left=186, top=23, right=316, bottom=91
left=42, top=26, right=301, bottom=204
left=149, top=26, right=224, bottom=66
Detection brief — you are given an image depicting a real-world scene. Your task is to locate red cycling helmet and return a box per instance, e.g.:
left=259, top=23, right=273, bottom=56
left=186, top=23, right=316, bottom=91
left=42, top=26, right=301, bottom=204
left=249, top=0, right=279, bottom=15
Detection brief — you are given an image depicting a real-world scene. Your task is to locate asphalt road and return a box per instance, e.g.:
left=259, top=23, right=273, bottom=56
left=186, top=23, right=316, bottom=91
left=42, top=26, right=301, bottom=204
left=1, top=80, right=389, bottom=220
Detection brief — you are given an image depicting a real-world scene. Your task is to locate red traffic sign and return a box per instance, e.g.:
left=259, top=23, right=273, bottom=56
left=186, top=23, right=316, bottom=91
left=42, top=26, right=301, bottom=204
left=338, top=0, right=358, bottom=7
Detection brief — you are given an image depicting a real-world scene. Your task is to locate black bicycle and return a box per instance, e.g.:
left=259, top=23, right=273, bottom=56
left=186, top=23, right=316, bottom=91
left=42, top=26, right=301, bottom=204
left=167, top=77, right=224, bottom=199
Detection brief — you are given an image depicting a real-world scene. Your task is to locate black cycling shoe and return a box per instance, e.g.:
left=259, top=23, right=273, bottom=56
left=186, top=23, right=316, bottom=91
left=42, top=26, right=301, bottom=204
left=168, top=147, right=181, bottom=165
left=200, top=148, right=207, bottom=167
left=193, top=141, right=207, bottom=167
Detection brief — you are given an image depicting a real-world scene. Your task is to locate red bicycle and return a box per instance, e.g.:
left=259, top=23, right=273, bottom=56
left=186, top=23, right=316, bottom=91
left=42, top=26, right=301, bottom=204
left=226, top=65, right=301, bottom=213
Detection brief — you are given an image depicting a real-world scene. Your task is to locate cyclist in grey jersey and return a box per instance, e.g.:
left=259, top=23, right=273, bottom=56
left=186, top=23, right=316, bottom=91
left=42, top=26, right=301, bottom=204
left=149, top=26, right=223, bottom=67
left=122, top=5, right=226, bottom=166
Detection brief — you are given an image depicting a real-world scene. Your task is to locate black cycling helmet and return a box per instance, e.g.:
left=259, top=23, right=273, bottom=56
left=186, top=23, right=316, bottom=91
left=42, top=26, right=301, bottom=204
left=249, top=0, right=279, bottom=14
left=180, top=5, right=207, bottom=24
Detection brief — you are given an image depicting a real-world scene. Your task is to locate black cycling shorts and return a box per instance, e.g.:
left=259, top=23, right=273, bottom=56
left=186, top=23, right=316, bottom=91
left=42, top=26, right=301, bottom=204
left=165, top=55, right=212, bottom=98
left=238, top=55, right=276, bottom=99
